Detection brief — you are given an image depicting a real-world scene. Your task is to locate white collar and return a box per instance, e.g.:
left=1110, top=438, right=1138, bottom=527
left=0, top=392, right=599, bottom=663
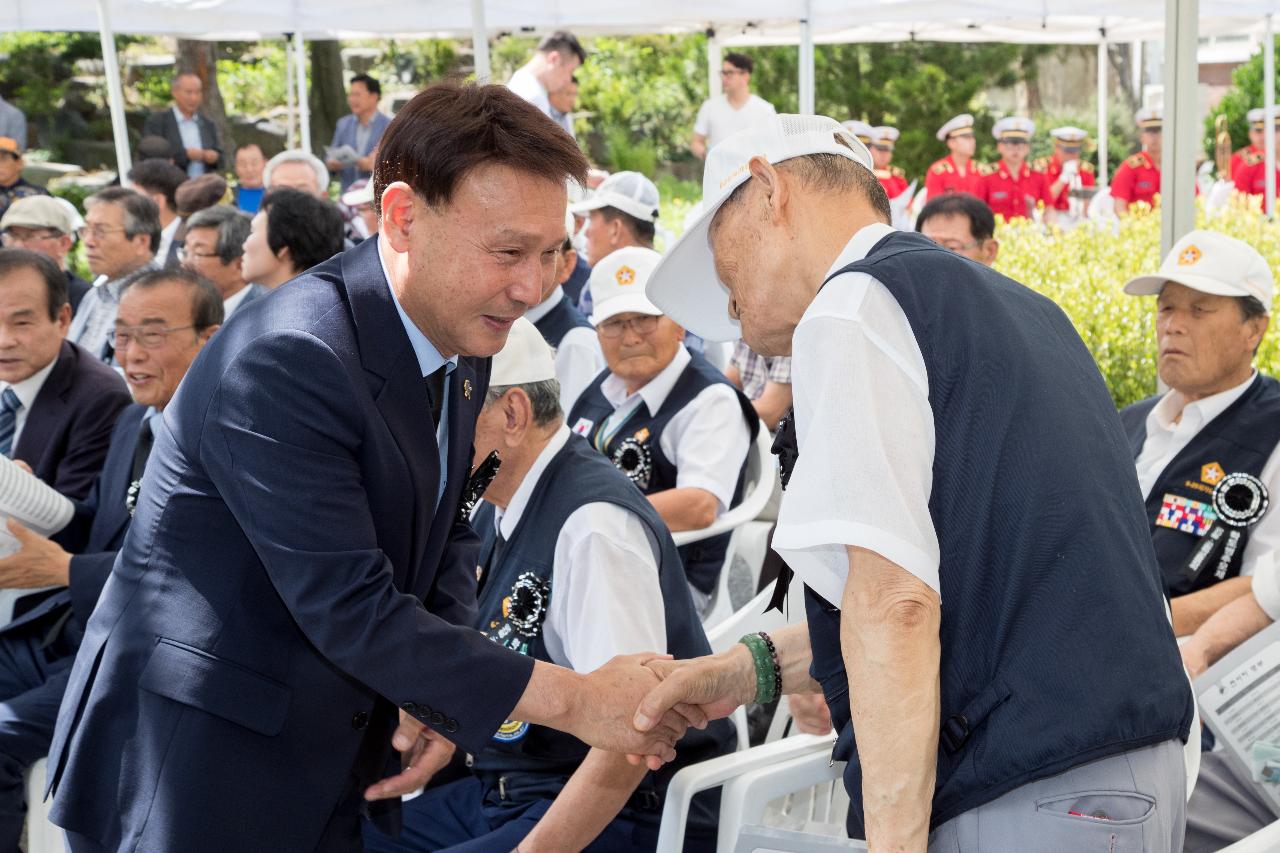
left=222, top=283, right=253, bottom=316
left=494, top=424, right=571, bottom=540
left=160, top=217, right=182, bottom=241
left=525, top=286, right=565, bottom=324
left=171, top=105, right=197, bottom=123
left=600, top=343, right=692, bottom=414
left=1149, top=370, right=1258, bottom=433
left=821, top=221, right=898, bottom=283
left=1, top=355, right=58, bottom=411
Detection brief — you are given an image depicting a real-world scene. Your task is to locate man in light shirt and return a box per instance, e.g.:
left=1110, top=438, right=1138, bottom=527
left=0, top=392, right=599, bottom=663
left=507, top=31, right=585, bottom=137
left=1119, top=230, right=1276, bottom=636
left=141, top=72, right=222, bottom=179
left=363, top=319, right=733, bottom=853
left=633, top=115, right=1190, bottom=851
left=68, top=187, right=160, bottom=364
left=567, top=247, right=757, bottom=612
left=690, top=53, right=777, bottom=161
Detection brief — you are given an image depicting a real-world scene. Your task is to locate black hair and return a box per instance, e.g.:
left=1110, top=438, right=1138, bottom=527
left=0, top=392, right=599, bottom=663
left=915, top=192, right=997, bottom=243
left=0, top=247, right=68, bottom=320
left=123, top=267, right=224, bottom=330
left=350, top=73, right=382, bottom=97
left=598, top=207, right=656, bottom=247
left=86, top=187, right=162, bottom=254
left=724, top=53, right=754, bottom=74
left=259, top=188, right=346, bottom=274
left=537, top=31, right=587, bottom=64
left=185, top=205, right=252, bottom=264
left=129, top=159, right=187, bottom=213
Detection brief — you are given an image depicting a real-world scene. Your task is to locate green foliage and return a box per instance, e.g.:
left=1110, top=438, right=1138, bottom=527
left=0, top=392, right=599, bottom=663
left=603, top=126, right=658, bottom=175
left=996, top=200, right=1280, bottom=407
left=1204, top=37, right=1277, bottom=162
left=739, top=42, right=1036, bottom=178
left=215, top=42, right=289, bottom=117
left=0, top=33, right=121, bottom=154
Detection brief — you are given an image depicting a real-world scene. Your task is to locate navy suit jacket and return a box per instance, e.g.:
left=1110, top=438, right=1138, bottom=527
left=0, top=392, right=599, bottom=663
left=14, top=340, right=131, bottom=501
left=227, top=282, right=267, bottom=318
left=46, top=238, right=536, bottom=851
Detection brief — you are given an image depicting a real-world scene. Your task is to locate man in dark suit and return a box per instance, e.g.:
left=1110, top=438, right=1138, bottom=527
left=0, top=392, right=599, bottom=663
left=47, top=84, right=700, bottom=853
left=0, top=249, right=129, bottom=501
left=0, top=267, right=222, bottom=851
left=141, top=72, right=222, bottom=179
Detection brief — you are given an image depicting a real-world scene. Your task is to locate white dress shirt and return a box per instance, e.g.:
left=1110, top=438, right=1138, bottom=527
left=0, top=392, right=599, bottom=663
left=173, top=106, right=205, bottom=178
left=1, top=356, right=57, bottom=450
left=525, top=287, right=604, bottom=412
left=156, top=217, right=182, bottom=265
left=772, top=222, right=942, bottom=607
left=597, top=344, right=751, bottom=512
left=1134, top=371, right=1280, bottom=578
left=492, top=426, right=667, bottom=673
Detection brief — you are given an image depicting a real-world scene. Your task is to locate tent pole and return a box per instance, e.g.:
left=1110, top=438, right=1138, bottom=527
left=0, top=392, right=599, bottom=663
left=707, top=27, right=722, bottom=100
left=1265, top=14, right=1276, bottom=218
left=285, top=34, right=296, bottom=150
left=799, top=0, right=814, bottom=114
left=1097, top=29, right=1109, bottom=185
left=1160, top=0, right=1197, bottom=257
left=95, top=0, right=132, bottom=185
left=293, top=32, right=311, bottom=154
left=471, top=0, right=491, bottom=83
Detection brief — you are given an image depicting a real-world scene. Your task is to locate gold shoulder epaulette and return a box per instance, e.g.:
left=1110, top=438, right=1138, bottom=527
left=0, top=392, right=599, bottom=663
left=930, top=160, right=953, bottom=175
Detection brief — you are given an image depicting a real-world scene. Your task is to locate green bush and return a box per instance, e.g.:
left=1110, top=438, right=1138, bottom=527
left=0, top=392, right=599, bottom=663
left=1204, top=37, right=1278, bottom=164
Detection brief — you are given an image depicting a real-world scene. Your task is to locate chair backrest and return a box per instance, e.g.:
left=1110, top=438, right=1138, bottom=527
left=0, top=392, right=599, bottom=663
left=673, top=428, right=776, bottom=548
left=706, top=587, right=790, bottom=654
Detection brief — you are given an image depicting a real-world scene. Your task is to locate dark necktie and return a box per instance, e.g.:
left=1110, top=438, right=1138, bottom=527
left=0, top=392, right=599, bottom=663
left=425, top=366, right=447, bottom=429
left=0, top=388, right=21, bottom=458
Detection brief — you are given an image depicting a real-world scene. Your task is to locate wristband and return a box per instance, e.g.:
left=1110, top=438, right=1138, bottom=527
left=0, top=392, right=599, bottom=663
left=739, top=632, right=781, bottom=704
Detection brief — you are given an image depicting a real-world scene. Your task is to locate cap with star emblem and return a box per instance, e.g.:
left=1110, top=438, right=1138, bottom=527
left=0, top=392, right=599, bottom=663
left=587, top=246, right=664, bottom=325
left=1124, top=230, right=1273, bottom=311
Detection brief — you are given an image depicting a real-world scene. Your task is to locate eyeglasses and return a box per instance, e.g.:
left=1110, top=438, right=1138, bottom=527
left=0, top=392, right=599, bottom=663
left=177, top=246, right=220, bottom=262
left=598, top=314, right=660, bottom=338
left=76, top=224, right=127, bottom=241
left=932, top=238, right=984, bottom=253
left=112, top=324, right=196, bottom=350
left=0, top=228, right=64, bottom=245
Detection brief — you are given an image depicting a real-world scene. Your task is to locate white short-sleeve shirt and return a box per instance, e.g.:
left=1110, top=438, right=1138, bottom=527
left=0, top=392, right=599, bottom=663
left=693, top=94, right=778, bottom=153
left=1133, top=371, right=1280, bottom=579
left=771, top=222, right=942, bottom=607
left=596, top=345, right=752, bottom=512
left=492, top=426, right=667, bottom=673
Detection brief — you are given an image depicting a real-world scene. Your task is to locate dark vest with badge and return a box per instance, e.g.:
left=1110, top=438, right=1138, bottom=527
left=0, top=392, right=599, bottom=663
left=1119, top=374, right=1280, bottom=596
left=567, top=351, right=760, bottom=595
left=532, top=293, right=593, bottom=349
left=468, top=434, right=734, bottom=831
left=789, top=230, right=1192, bottom=836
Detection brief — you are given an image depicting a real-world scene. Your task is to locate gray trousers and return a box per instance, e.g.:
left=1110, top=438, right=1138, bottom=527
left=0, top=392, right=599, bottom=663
left=926, top=739, right=1187, bottom=852
left=1184, top=750, right=1274, bottom=853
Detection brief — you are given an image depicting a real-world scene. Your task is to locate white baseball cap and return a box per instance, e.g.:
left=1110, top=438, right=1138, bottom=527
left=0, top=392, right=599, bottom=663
left=588, top=246, right=664, bottom=325
left=1124, top=230, right=1273, bottom=312
left=569, top=171, right=660, bottom=223
left=645, top=114, right=874, bottom=342
left=491, top=318, right=557, bottom=386
left=341, top=179, right=374, bottom=208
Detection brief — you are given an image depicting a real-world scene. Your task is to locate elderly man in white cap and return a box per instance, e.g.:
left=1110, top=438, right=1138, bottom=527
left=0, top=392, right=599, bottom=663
left=1117, top=230, right=1277, bottom=635
left=926, top=113, right=984, bottom=197
left=629, top=114, right=1192, bottom=851
left=1, top=195, right=90, bottom=312
left=1036, top=126, right=1096, bottom=215
left=1231, top=107, right=1280, bottom=197
left=980, top=116, right=1054, bottom=222
left=567, top=247, right=757, bottom=612
left=525, top=210, right=604, bottom=411
left=363, top=318, right=734, bottom=853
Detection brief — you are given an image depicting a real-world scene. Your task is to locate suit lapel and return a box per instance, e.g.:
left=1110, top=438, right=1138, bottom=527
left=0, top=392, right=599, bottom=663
left=96, top=406, right=146, bottom=547
left=13, top=341, right=73, bottom=463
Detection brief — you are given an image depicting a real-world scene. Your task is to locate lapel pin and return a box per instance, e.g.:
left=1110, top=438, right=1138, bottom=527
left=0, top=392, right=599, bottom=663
left=463, top=378, right=472, bottom=400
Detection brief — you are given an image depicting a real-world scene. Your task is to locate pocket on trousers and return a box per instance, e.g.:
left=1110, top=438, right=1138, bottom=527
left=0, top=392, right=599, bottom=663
left=1034, top=790, right=1156, bottom=826
left=1030, top=791, right=1157, bottom=853
left=138, top=637, right=292, bottom=736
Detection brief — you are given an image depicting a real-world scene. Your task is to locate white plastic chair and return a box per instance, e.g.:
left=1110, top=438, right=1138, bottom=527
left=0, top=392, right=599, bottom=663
left=720, top=746, right=853, bottom=853
left=655, top=733, right=837, bottom=853
left=734, top=825, right=864, bottom=852
left=680, top=429, right=778, bottom=630
left=25, top=758, right=62, bottom=853
left=1218, top=818, right=1280, bottom=852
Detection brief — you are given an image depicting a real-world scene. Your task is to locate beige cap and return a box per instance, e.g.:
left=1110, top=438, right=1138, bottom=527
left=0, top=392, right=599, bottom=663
left=0, top=195, right=78, bottom=234
left=491, top=318, right=557, bottom=386
left=1124, top=230, right=1273, bottom=312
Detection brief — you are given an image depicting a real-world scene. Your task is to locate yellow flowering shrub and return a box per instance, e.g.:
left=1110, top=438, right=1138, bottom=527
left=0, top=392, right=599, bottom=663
left=995, top=198, right=1280, bottom=408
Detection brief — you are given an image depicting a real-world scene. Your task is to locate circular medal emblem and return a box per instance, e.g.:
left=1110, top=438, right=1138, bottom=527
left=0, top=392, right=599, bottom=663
left=505, top=572, right=550, bottom=638
left=611, top=436, right=652, bottom=491
left=1212, top=473, right=1270, bottom=529
left=493, top=718, right=529, bottom=742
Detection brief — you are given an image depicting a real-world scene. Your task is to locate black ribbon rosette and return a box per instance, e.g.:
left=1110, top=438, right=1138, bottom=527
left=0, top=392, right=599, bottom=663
left=1181, top=472, right=1271, bottom=586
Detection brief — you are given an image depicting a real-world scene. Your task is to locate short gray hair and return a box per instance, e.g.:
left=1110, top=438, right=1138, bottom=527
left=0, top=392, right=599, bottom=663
left=185, top=205, right=251, bottom=264
left=486, top=380, right=563, bottom=427
left=263, top=149, right=330, bottom=196
left=85, top=187, right=161, bottom=255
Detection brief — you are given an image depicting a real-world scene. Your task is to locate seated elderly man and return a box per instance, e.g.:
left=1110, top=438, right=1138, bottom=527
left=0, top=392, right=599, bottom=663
left=263, top=149, right=330, bottom=198
left=180, top=205, right=262, bottom=318
left=1119, top=230, right=1277, bottom=635
left=0, top=267, right=220, bottom=851
left=567, top=247, right=758, bottom=610
left=362, top=319, right=732, bottom=853
left=525, top=211, right=603, bottom=411
left=240, top=188, right=345, bottom=289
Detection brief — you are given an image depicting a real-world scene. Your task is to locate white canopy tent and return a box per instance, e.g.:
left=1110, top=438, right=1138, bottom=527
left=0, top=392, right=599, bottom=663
left=2, top=0, right=1276, bottom=248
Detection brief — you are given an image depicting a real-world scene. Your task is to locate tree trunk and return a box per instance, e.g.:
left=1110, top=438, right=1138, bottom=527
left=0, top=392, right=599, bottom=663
left=177, top=39, right=234, bottom=165
left=308, top=40, right=347, bottom=157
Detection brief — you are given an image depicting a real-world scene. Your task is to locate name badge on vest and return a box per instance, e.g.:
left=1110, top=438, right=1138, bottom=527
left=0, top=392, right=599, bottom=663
left=1179, top=473, right=1270, bottom=586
